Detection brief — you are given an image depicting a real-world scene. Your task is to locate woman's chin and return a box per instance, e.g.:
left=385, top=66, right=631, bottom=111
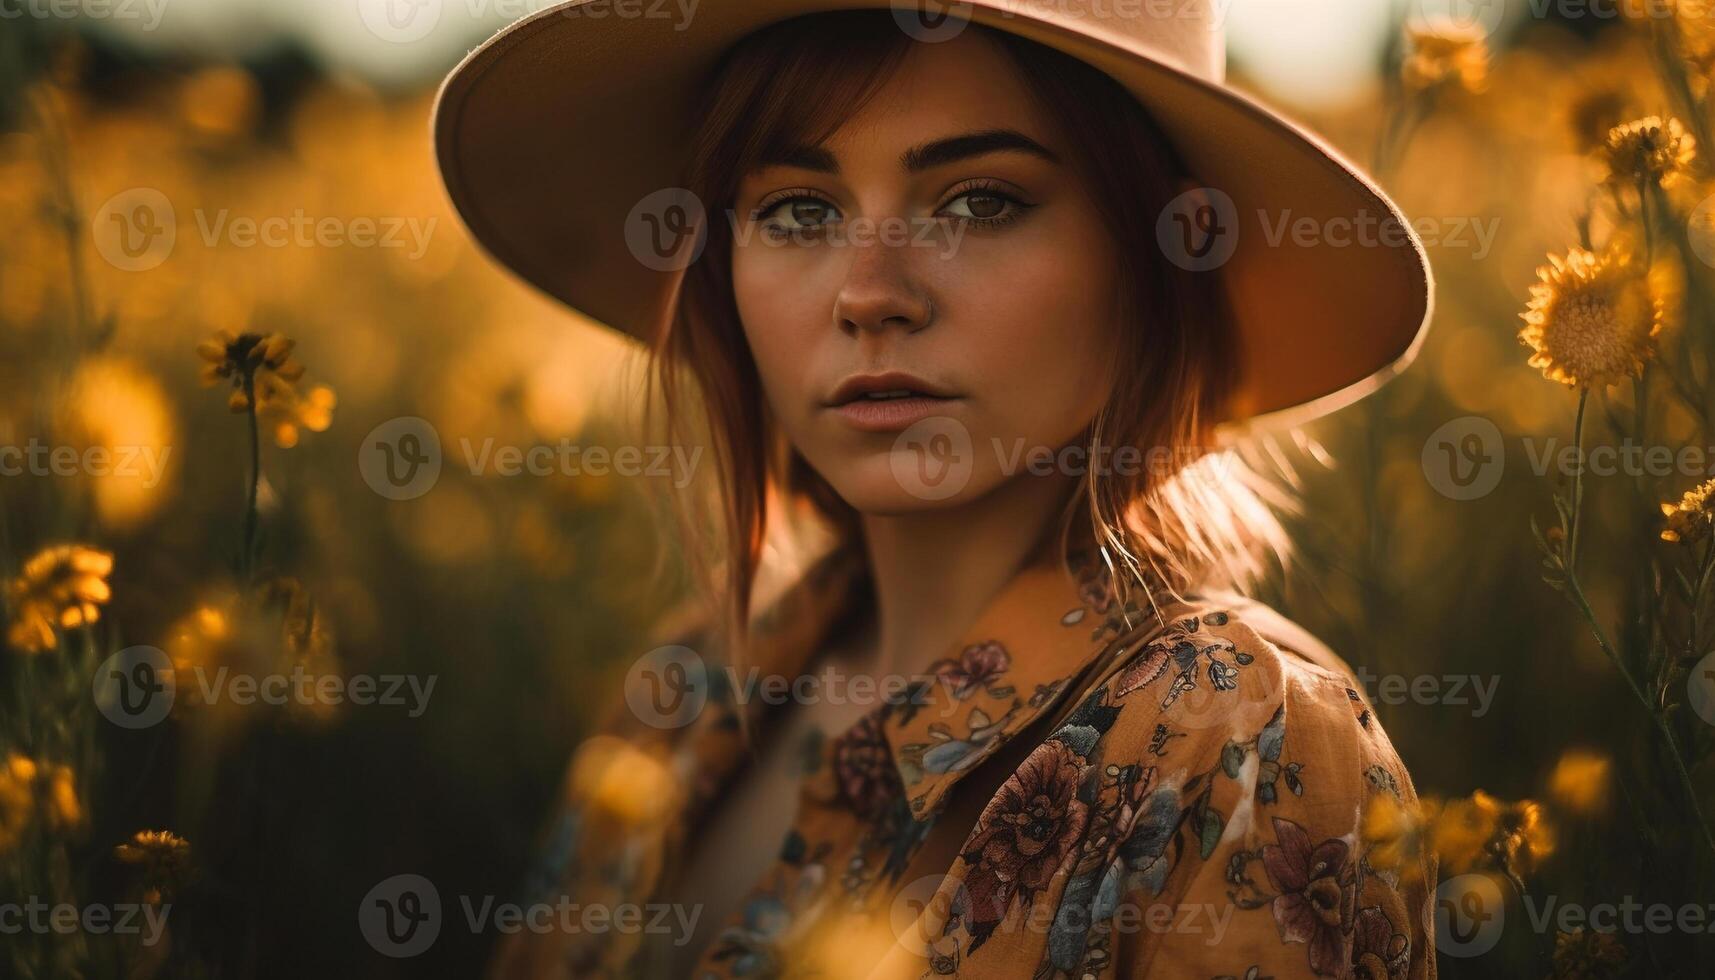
left=819, top=459, right=999, bottom=516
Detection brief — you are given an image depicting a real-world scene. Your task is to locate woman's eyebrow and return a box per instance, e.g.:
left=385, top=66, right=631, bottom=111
left=902, top=128, right=1061, bottom=172
left=757, top=128, right=1062, bottom=175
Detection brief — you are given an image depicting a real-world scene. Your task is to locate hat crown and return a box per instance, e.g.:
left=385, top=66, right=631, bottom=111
left=945, top=0, right=1225, bottom=83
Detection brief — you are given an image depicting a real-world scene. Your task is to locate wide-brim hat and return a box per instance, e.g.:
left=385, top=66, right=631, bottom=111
left=433, top=0, right=1434, bottom=432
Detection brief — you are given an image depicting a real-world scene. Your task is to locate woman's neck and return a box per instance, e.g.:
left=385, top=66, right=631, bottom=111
left=857, top=471, right=1081, bottom=679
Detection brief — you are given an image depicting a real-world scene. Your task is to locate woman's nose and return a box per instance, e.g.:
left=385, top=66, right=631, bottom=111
left=832, top=235, right=935, bottom=337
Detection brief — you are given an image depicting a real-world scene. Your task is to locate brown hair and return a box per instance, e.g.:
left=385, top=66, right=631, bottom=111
left=648, top=10, right=1283, bottom=647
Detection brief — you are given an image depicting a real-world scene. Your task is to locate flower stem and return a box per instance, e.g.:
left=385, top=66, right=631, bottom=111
left=1562, top=569, right=1715, bottom=859
left=241, top=372, right=260, bottom=584
left=1569, top=389, right=1589, bottom=571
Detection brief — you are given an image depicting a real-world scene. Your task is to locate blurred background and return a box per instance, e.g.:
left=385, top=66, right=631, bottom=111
left=2, top=0, right=1714, bottom=976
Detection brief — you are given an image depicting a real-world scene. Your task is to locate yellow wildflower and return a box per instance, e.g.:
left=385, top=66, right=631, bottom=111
left=1428, top=791, right=1499, bottom=874
left=0, top=754, right=34, bottom=853
left=5, top=544, right=114, bottom=653
left=570, top=735, right=677, bottom=828
left=1361, top=792, right=1435, bottom=884
left=1661, top=478, right=1715, bottom=543
left=115, top=829, right=192, bottom=905
left=197, top=330, right=334, bottom=446
left=0, top=754, right=83, bottom=851
left=1492, top=794, right=1554, bottom=875
left=1402, top=19, right=1490, bottom=95
left=197, top=329, right=304, bottom=395
left=1519, top=245, right=1661, bottom=389
left=259, top=382, right=336, bottom=449
left=1600, top=115, right=1697, bottom=190
left=42, top=762, right=80, bottom=830
left=1547, top=749, right=1610, bottom=814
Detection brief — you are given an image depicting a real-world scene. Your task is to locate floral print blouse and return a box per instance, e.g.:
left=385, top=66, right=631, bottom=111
left=487, top=540, right=1438, bottom=979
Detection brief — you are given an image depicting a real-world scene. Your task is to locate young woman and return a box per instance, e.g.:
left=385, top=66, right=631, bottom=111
left=435, top=2, right=1438, bottom=977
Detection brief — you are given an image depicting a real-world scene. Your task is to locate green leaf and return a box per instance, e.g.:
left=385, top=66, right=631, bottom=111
left=1198, top=808, right=1224, bottom=859
left=1221, top=742, right=1245, bottom=779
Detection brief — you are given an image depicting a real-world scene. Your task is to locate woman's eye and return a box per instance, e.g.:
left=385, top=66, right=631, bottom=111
left=759, top=197, right=839, bottom=231
left=941, top=189, right=1026, bottom=224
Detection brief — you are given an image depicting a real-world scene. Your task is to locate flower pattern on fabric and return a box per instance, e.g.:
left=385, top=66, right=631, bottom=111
left=956, top=739, right=1091, bottom=951
left=1260, top=818, right=1361, bottom=974
left=930, top=641, right=1013, bottom=700
left=831, top=714, right=901, bottom=821
left=484, top=543, right=1438, bottom=980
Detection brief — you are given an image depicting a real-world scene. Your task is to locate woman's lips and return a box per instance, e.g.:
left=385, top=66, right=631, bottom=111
left=829, top=395, right=960, bottom=433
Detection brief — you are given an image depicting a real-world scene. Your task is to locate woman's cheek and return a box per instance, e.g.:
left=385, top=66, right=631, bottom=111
left=953, top=260, right=1118, bottom=454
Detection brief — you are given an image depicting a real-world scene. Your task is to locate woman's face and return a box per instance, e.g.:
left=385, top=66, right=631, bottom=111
left=731, top=31, right=1124, bottom=514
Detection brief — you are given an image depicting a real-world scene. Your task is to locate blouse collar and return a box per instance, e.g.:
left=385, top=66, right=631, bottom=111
left=730, top=534, right=1185, bottom=820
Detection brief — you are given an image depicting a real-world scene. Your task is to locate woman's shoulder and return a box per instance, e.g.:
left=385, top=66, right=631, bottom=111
left=1054, top=594, right=1437, bottom=977
left=1088, top=591, right=1419, bottom=807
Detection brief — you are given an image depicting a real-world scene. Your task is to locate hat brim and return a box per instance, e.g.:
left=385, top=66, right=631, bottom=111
left=433, top=0, right=1434, bottom=433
